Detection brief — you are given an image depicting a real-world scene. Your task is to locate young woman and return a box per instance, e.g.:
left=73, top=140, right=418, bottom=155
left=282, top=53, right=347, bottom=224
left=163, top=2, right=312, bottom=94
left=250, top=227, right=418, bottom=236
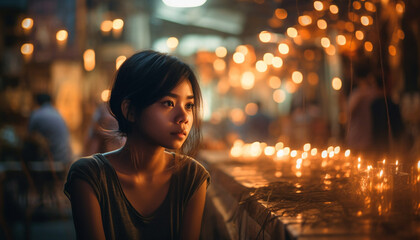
left=64, top=50, right=210, bottom=239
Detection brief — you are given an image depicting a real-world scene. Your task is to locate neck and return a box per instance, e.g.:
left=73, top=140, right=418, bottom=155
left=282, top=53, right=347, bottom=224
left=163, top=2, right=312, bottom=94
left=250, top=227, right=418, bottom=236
left=118, top=137, right=168, bottom=174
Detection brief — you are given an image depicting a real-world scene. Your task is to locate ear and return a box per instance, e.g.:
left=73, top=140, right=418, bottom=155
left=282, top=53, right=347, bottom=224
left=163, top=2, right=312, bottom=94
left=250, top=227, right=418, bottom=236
left=121, top=99, right=135, bottom=122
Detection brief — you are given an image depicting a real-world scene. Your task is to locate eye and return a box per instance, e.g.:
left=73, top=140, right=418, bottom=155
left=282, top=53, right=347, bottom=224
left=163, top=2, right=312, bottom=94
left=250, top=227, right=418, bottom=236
left=162, top=100, right=174, bottom=107
left=185, top=102, right=195, bottom=110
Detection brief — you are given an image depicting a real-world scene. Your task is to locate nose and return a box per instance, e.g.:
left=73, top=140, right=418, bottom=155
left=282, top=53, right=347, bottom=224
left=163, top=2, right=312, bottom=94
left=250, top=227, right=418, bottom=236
left=175, top=106, right=189, bottom=125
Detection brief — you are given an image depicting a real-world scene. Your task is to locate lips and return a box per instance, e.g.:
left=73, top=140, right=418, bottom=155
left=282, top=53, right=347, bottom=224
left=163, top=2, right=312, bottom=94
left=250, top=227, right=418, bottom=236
left=170, top=129, right=187, bottom=138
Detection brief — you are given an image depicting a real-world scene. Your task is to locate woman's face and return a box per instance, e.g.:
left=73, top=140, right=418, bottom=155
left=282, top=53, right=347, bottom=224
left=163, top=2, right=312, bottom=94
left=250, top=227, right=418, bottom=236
left=136, top=79, right=195, bottom=149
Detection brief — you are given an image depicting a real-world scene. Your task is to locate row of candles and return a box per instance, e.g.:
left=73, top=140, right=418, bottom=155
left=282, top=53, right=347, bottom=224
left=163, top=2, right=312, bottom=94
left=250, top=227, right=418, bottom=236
left=229, top=139, right=420, bottom=217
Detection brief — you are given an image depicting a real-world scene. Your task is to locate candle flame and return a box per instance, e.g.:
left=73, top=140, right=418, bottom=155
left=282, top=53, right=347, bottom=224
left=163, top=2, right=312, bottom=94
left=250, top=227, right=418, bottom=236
left=344, top=149, right=351, bottom=157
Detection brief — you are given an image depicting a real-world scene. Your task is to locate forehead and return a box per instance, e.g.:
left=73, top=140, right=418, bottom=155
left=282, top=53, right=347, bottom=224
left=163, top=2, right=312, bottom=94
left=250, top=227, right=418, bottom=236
left=170, top=79, right=193, bottom=94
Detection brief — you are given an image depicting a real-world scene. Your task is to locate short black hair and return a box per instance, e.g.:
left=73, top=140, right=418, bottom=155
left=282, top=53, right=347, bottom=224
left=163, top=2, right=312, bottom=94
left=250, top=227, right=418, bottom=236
left=34, top=93, right=51, bottom=105
left=108, top=50, right=202, bottom=156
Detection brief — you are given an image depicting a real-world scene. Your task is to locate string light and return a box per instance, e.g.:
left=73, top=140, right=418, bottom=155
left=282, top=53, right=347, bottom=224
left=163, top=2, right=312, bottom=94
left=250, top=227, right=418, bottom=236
left=321, top=37, right=331, bottom=48
left=56, top=30, right=68, bottom=41
left=292, top=71, right=303, bottom=84
left=336, top=35, right=346, bottom=45
left=256, top=60, right=268, bottom=72
left=213, top=59, right=226, bottom=71
left=245, top=102, right=258, bottom=116
left=329, top=5, right=339, bottom=14
left=167, top=37, right=179, bottom=49
left=116, top=55, right=126, bottom=70
left=314, top=1, right=323, bottom=11
left=259, top=31, right=272, bottom=43
left=355, top=30, right=364, bottom=40
left=273, top=89, right=286, bottom=103
left=287, top=27, right=298, bottom=38
left=241, top=72, right=255, bottom=89
left=278, top=43, right=289, bottom=54
left=263, top=53, right=274, bottom=65
left=272, top=56, right=283, bottom=68
left=268, top=76, right=281, bottom=89
left=364, top=41, right=373, bottom=52
left=233, top=52, right=245, bottom=64
left=21, top=43, right=34, bottom=55
left=332, top=77, right=342, bottom=90
left=275, top=8, right=288, bottom=19
left=317, top=19, right=327, bottom=30
left=21, top=18, right=34, bottom=30
left=215, top=46, right=227, bottom=58
left=100, top=20, right=113, bottom=33
left=298, top=15, right=312, bottom=26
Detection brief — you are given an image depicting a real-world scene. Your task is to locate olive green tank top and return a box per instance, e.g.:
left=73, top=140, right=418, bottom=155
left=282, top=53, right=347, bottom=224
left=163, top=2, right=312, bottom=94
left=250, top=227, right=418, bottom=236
left=64, top=153, right=210, bottom=239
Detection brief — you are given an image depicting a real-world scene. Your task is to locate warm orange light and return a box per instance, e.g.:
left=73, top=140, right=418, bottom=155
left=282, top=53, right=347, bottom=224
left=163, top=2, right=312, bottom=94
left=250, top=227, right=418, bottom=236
left=213, top=59, right=226, bottom=71
left=259, top=31, right=272, bottom=43
left=303, top=143, right=311, bottom=152
left=167, top=37, right=179, bottom=49
left=364, top=41, right=373, bottom=52
left=353, top=1, right=362, bottom=10
left=287, top=27, right=298, bottom=38
left=245, top=102, right=258, bottom=116
left=83, top=49, right=95, bottom=71
left=317, top=19, right=327, bottom=30
left=56, top=30, right=68, bottom=41
left=311, top=148, right=317, bottom=156
left=101, top=89, right=111, bottom=102
left=112, top=19, right=124, bottom=30
left=264, top=146, right=276, bottom=156
left=278, top=43, right=289, bottom=54
left=360, top=16, right=370, bottom=26
left=321, top=37, right=330, bottom=48
left=268, top=76, right=281, bottom=89
left=263, top=53, right=274, bottom=65
left=292, top=71, right=303, bottom=84
left=396, top=2, right=405, bottom=15
left=236, top=45, right=248, bottom=55
left=314, top=1, right=323, bottom=11
left=272, top=56, right=283, bottom=68
left=325, top=45, right=336, bottom=56
left=116, top=55, right=126, bottom=70
left=101, top=20, right=113, bottom=32
left=336, top=35, right=346, bottom=45
left=365, top=2, right=376, bottom=12
left=21, top=18, right=33, bottom=30
left=332, top=77, right=342, bottom=90
left=275, top=8, right=288, bottom=19
left=215, top=46, right=227, bottom=58
left=241, top=72, right=255, bottom=90
left=233, top=52, right=245, bottom=64
left=256, top=60, right=268, bottom=72
left=298, top=15, right=312, bottom=26
left=330, top=5, right=339, bottom=14
left=355, top=30, right=364, bottom=40
left=388, top=45, right=397, bottom=56
left=229, top=108, right=246, bottom=125
left=285, top=81, right=297, bottom=93
left=21, top=43, right=34, bottom=55
left=308, top=72, right=319, bottom=85
left=273, top=89, right=286, bottom=103
left=397, top=29, right=405, bottom=39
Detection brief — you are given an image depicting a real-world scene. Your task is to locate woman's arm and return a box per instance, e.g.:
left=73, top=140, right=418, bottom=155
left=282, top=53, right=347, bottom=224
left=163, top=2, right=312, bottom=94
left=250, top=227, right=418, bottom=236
left=180, top=181, right=207, bottom=240
left=69, top=178, right=106, bottom=240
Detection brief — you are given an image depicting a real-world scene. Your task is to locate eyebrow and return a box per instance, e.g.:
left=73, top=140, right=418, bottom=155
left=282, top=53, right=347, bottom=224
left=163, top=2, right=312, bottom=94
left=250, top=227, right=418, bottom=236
left=166, top=93, right=194, bottom=99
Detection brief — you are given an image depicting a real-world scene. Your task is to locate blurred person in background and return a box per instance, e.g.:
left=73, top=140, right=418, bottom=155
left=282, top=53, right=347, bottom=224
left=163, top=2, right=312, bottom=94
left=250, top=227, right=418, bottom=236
left=83, top=102, right=125, bottom=156
left=27, top=93, right=72, bottom=163
left=371, top=75, right=405, bottom=159
left=346, top=59, right=381, bottom=156
left=64, top=51, right=210, bottom=239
